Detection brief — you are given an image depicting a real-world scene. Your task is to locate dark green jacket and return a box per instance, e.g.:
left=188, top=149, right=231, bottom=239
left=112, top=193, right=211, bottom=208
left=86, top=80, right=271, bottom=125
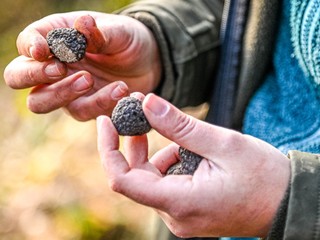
left=118, top=1, right=320, bottom=239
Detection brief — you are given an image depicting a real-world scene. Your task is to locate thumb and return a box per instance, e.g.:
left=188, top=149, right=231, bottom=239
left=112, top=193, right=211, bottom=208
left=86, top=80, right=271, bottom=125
left=74, top=15, right=105, bottom=53
left=143, top=94, right=215, bottom=156
left=143, top=94, right=243, bottom=161
left=74, top=14, right=137, bottom=55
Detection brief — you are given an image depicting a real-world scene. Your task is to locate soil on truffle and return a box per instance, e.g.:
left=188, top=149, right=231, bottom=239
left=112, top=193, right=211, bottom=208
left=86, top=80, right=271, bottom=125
left=111, top=97, right=151, bottom=136
left=46, top=28, right=87, bottom=63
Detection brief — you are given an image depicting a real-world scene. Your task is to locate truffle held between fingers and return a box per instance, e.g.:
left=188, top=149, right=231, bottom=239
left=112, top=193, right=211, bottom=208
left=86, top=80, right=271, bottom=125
left=111, top=97, right=152, bottom=136
left=46, top=28, right=87, bottom=63
left=111, top=96, right=203, bottom=175
left=166, top=147, right=203, bottom=175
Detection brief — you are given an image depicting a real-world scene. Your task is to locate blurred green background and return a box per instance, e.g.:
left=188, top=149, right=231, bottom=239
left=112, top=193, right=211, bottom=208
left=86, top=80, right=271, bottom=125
left=0, top=0, right=162, bottom=239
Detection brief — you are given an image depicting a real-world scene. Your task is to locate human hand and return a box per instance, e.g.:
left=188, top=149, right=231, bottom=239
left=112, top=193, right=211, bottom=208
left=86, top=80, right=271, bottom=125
left=4, top=12, right=162, bottom=120
left=96, top=93, right=291, bottom=238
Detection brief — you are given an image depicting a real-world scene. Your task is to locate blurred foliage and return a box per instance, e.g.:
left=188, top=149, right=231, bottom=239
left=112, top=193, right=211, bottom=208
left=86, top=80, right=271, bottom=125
left=0, top=0, right=160, bottom=240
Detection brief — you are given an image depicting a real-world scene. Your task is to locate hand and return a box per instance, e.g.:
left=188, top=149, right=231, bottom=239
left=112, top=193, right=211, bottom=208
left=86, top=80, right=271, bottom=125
left=96, top=93, right=291, bottom=238
left=4, top=12, right=162, bottom=120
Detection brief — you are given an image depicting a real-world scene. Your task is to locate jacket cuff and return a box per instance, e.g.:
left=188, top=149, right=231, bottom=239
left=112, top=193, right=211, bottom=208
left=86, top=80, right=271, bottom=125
left=284, top=151, right=320, bottom=239
left=267, top=150, right=320, bottom=240
left=266, top=182, right=290, bottom=239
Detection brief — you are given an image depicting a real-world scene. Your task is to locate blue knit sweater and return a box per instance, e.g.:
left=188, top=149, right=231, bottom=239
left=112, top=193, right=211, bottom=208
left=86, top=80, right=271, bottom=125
left=243, top=0, right=320, bottom=154
left=223, top=1, right=319, bottom=240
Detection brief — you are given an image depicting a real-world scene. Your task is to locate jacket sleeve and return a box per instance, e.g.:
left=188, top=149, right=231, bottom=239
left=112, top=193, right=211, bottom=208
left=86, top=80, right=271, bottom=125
left=116, top=0, right=223, bottom=108
left=267, top=151, right=320, bottom=240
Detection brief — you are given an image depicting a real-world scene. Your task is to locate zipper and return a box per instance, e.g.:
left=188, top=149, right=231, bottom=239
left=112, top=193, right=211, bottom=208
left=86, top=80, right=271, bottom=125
left=220, top=0, right=231, bottom=42
left=206, top=0, right=249, bottom=129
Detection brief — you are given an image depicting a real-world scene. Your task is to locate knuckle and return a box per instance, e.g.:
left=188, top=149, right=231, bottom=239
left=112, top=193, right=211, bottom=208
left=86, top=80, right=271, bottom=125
left=108, top=177, right=124, bottom=194
left=66, top=105, right=91, bottom=122
left=53, top=86, right=68, bottom=102
left=66, top=91, right=113, bottom=121
left=96, top=94, right=112, bottom=113
left=171, top=114, right=196, bottom=141
left=169, top=204, right=193, bottom=221
left=27, top=96, right=47, bottom=113
left=72, top=113, right=91, bottom=122
left=222, top=130, right=244, bottom=152
left=27, top=68, right=38, bottom=85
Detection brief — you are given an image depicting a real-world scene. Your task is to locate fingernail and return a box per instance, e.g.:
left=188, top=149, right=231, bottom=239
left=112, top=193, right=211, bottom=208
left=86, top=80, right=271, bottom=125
left=73, top=75, right=91, bottom=92
left=144, top=94, right=169, bottom=117
left=29, top=46, right=36, bottom=59
left=96, top=116, right=105, bottom=152
left=45, top=62, right=62, bottom=78
left=130, top=92, right=145, bottom=101
left=96, top=115, right=104, bottom=131
left=111, top=82, right=128, bottom=100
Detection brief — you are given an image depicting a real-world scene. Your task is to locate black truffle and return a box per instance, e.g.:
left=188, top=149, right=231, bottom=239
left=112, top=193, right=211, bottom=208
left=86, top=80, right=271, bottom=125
left=111, top=97, right=151, bottom=136
left=167, top=147, right=203, bottom=175
left=46, top=28, right=87, bottom=63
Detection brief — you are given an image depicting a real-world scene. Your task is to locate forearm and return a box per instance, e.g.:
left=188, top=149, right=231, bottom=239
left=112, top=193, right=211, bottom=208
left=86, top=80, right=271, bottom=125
left=117, top=0, right=224, bottom=107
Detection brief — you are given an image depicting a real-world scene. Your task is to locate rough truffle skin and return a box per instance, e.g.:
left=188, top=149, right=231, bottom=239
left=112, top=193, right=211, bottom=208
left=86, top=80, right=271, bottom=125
left=167, top=147, right=203, bottom=175
left=111, top=97, right=151, bottom=136
left=46, top=28, right=87, bottom=63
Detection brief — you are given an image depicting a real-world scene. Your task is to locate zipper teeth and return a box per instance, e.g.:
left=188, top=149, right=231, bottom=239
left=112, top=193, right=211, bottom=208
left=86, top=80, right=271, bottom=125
left=220, top=0, right=231, bottom=42
left=208, top=0, right=249, bottom=127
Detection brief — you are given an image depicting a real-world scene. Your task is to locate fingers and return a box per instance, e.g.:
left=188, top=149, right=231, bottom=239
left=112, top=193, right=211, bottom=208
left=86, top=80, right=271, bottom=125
left=4, top=56, right=67, bottom=89
left=149, top=143, right=180, bottom=174
left=82, top=14, right=151, bottom=56
left=4, top=53, right=129, bottom=118
left=65, top=81, right=129, bottom=121
left=97, top=115, right=192, bottom=211
left=123, top=134, right=163, bottom=175
left=16, top=13, right=98, bottom=61
left=15, top=11, right=152, bottom=61
left=16, top=12, right=82, bottom=61
left=97, top=116, right=130, bottom=175
left=143, top=94, right=244, bottom=161
left=117, top=171, right=192, bottom=212
left=17, top=26, right=51, bottom=61
left=123, top=135, right=149, bottom=168
left=27, top=71, right=93, bottom=113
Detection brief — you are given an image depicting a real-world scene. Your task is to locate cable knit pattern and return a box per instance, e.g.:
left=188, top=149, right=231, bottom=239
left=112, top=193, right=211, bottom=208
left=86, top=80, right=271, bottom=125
left=243, top=0, right=320, bottom=154
left=290, top=0, right=320, bottom=88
